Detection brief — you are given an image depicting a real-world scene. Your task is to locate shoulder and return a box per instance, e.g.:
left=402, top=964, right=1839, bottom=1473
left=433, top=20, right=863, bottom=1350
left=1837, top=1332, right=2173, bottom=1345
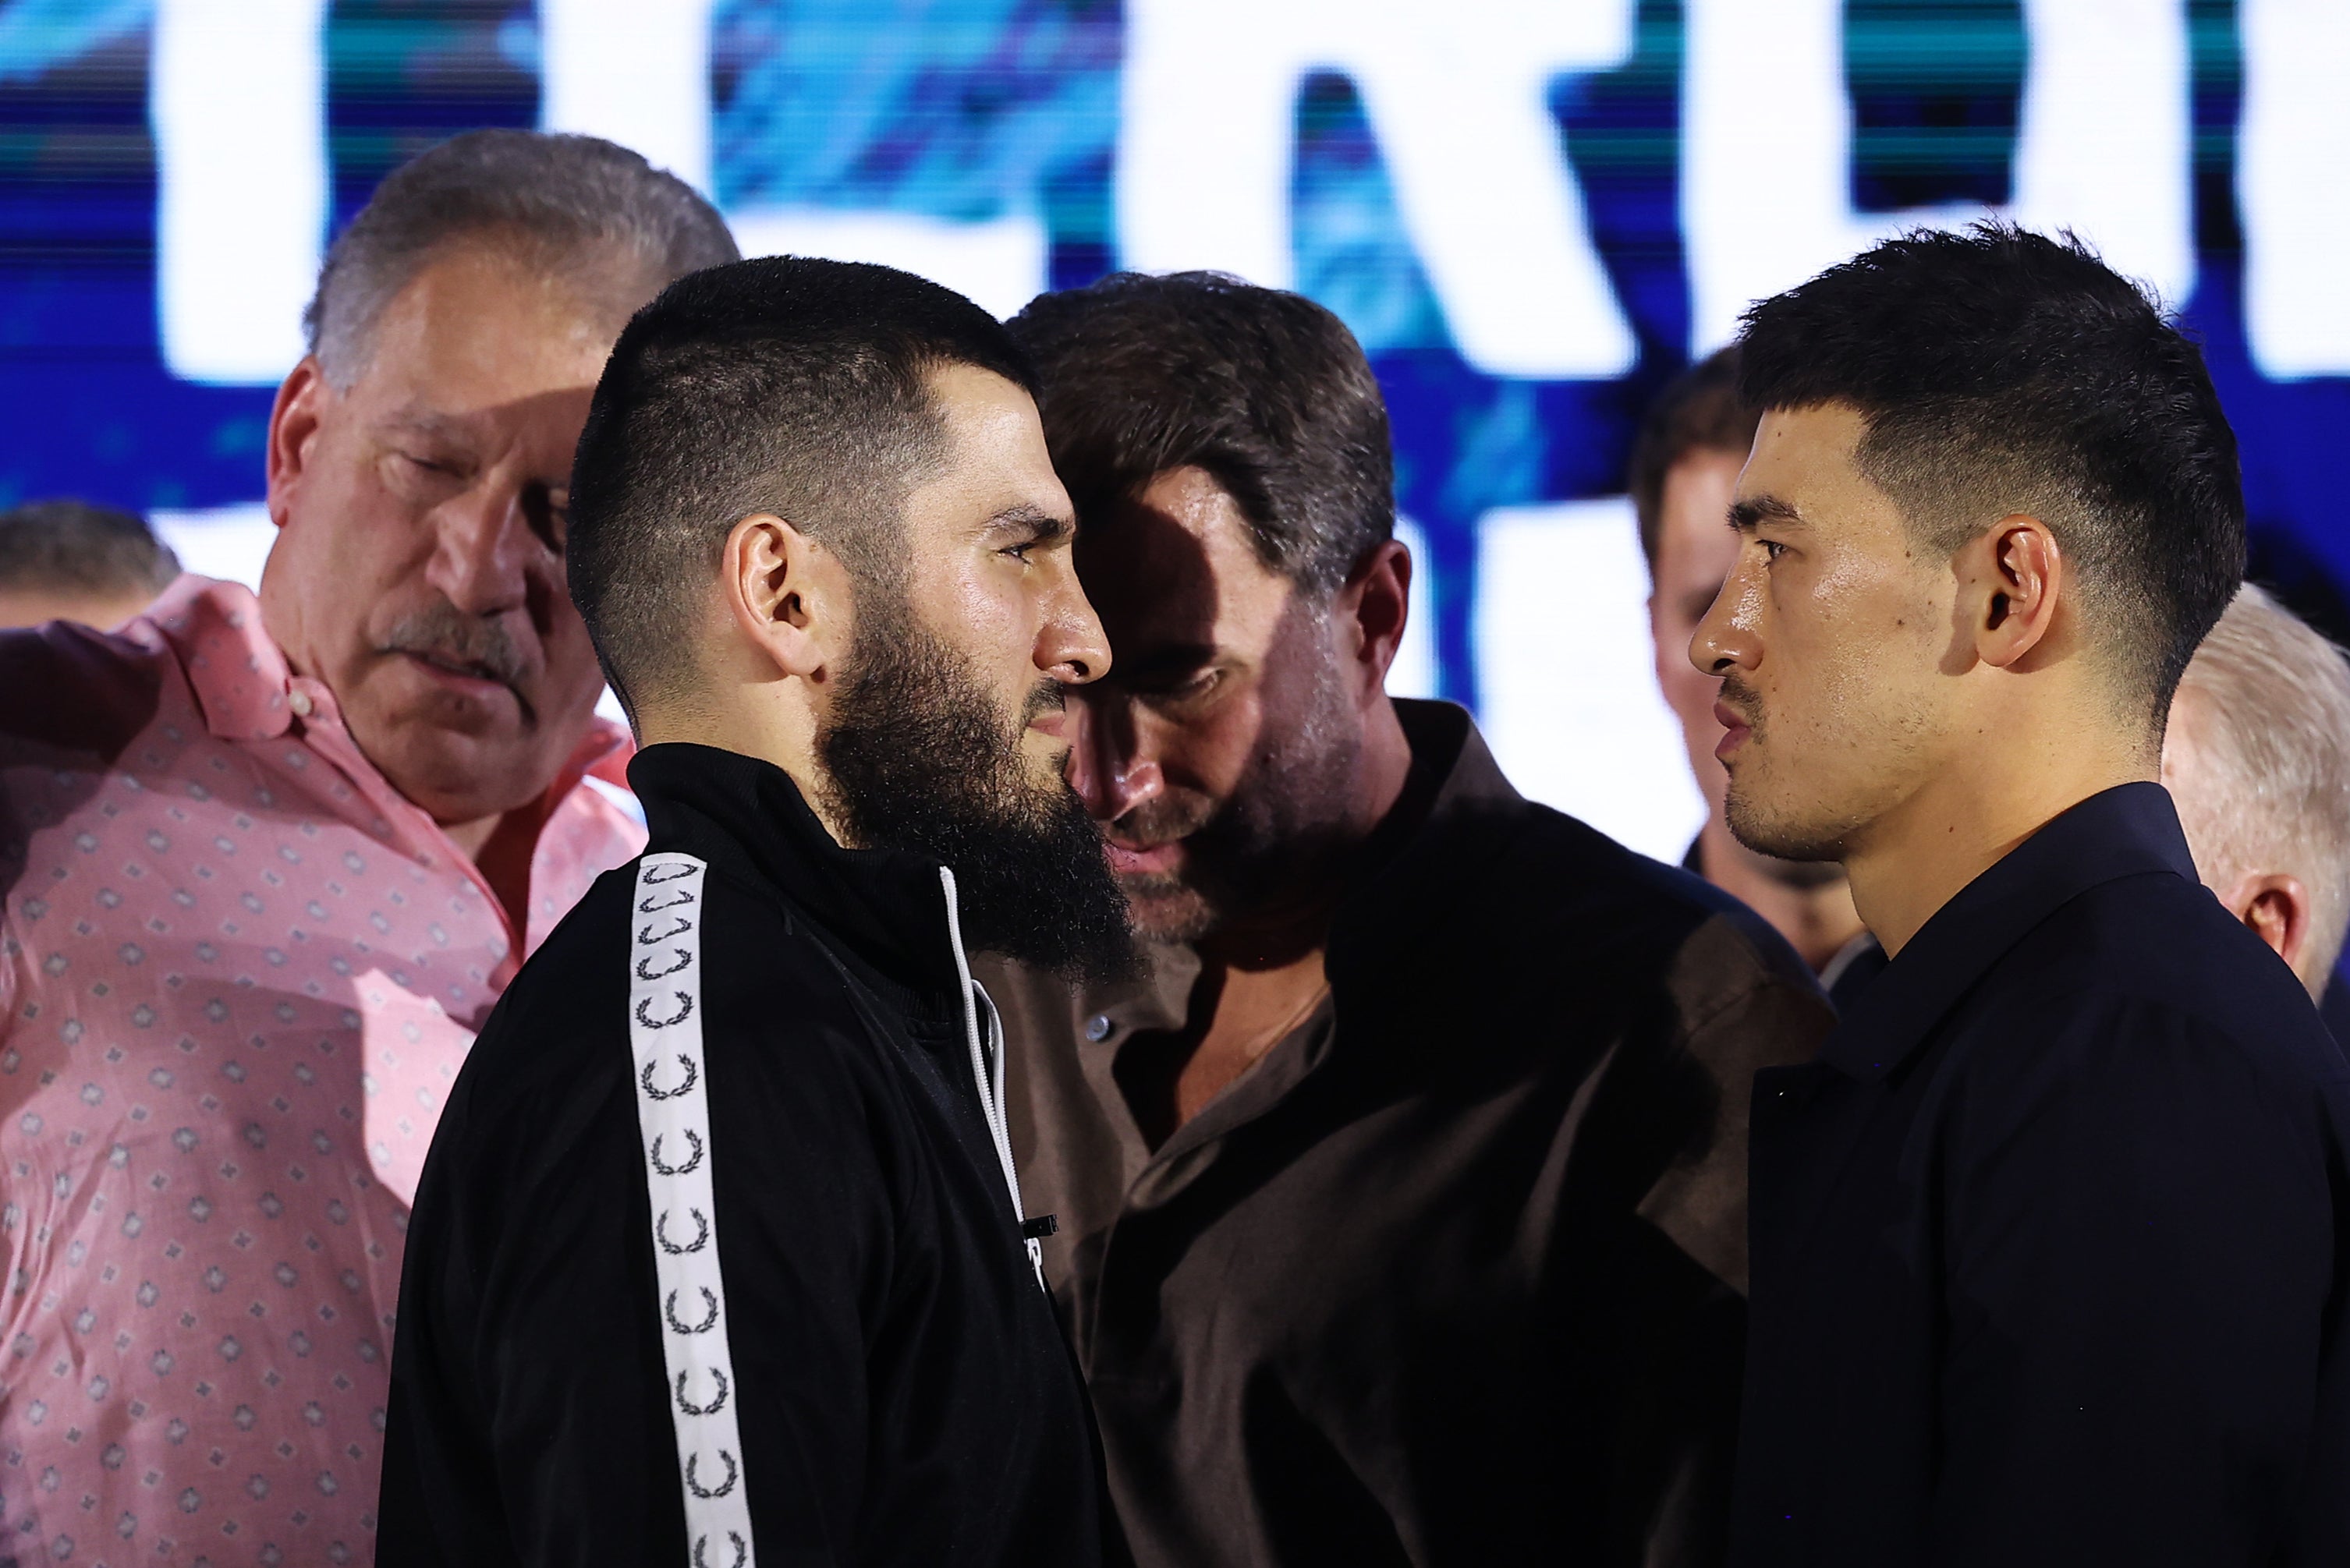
left=442, top=868, right=640, bottom=1133
left=0, top=617, right=176, bottom=762
left=1937, top=872, right=2350, bottom=1164
left=455, top=858, right=880, bottom=1134
left=2010, top=870, right=2345, bottom=1088
left=1406, top=792, right=1820, bottom=1009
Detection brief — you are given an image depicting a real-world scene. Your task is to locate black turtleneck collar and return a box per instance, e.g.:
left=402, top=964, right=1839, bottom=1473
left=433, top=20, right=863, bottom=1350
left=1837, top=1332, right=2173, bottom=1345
left=625, top=742, right=966, bottom=1014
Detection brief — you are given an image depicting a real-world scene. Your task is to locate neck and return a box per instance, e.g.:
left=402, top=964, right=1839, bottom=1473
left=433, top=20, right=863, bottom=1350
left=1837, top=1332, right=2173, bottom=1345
left=1696, top=816, right=1866, bottom=972
left=1845, top=703, right=2156, bottom=957
left=638, top=692, right=843, bottom=843
left=441, top=812, right=502, bottom=858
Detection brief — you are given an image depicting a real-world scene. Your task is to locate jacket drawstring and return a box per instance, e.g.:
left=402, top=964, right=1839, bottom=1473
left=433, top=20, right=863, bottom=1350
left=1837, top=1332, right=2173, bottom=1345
left=938, top=867, right=1045, bottom=1284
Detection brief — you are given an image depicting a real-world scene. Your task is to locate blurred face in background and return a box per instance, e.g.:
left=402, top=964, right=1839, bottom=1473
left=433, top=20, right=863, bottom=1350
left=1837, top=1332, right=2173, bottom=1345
left=0, top=583, right=162, bottom=633
left=1065, top=465, right=1390, bottom=943
left=1650, top=448, right=1747, bottom=823
left=261, top=242, right=636, bottom=830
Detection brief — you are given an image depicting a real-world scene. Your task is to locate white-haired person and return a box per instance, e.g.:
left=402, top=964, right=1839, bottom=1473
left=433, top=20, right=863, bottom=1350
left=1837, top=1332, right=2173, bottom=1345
left=2163, top=581, right=2350, bottom=1035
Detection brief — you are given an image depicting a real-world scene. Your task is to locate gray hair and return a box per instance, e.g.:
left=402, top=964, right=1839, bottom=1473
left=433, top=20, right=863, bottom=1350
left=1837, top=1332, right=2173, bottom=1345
left=2167, top=582, right=2350, bottom=989
left=303, top=129, right=739, bottom=386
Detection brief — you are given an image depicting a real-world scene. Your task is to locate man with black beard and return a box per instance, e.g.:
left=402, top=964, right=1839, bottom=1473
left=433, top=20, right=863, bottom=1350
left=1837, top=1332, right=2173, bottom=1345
left=379, top=258, right=1129, bottom=1566
left=977, top=273, right=1832, bottom=1566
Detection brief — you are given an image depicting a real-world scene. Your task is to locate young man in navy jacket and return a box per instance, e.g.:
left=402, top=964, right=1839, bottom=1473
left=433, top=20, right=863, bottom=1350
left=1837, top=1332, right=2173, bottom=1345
left=1703, top=224, right=2350, bottom=1566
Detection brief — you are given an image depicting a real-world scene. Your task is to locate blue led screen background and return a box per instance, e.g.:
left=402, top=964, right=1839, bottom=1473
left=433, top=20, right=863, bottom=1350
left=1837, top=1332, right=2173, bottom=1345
left=4, top=0, right=2348, bottom=860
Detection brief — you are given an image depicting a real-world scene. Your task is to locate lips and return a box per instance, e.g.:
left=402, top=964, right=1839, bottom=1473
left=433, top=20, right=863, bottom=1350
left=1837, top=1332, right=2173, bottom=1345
left=1713, top=699, right=1753, bottom=760
left=1104, top=839, right=1182, bottom=877
left=398, top=649, right=516, bottom=702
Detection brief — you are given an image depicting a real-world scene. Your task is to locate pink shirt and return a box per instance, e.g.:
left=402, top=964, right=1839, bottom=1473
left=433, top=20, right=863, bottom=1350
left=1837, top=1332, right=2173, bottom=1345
left=0, top=576, right=645, bottom=1564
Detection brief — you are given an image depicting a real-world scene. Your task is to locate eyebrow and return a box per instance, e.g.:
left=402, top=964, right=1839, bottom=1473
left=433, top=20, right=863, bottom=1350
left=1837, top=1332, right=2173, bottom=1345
left=1728, top=494, right=1803, bottom=533
left=987, top=503, right=1074, bottom=541
left=381, top=409, right=483, bottom=448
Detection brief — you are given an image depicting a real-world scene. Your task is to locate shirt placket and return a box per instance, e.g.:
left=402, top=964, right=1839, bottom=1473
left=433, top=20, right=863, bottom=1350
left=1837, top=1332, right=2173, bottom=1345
left=1078, top=970, right=1338, bottom=1366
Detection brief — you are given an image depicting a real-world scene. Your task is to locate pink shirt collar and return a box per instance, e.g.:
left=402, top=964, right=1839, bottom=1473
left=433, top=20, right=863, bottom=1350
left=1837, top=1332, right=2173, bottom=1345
left=140, top=572, right=304, bottom=742
left=137, top=574, right=633, bottom=969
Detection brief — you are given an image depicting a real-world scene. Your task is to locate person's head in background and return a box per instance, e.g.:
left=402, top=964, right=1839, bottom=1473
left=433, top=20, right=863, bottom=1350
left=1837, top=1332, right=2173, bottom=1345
left=1698, top=223, right=2243, bottom=954
left=2162, top=582, right=2350, bottom=1000
left=1005, top=271, right=1415, bottom=949
left=0, top=498, right=181, bottom=631
left=565, top=257, right=1129, bottom=980
left=1629, top=349, right=1866, bottom=975
left=262, top=129, right=737, bottom=855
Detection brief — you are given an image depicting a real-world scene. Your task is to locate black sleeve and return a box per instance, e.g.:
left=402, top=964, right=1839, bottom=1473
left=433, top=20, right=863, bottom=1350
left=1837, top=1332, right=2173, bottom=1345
left=1928, top=1001, right=2341, bottom=1563
left=379, top=920, right=902, bottom=1565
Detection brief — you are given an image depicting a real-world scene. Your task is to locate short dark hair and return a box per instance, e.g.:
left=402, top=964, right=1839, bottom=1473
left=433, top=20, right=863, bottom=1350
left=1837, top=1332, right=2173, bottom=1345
left=1627, top=347, right=1757, bottom=572
left=1736, top=221, right=2244, bottom=717
left=1006, top=272, right=1392, bottom=596
left=567, top=256, right=1039, bottom=717
left=307, top=129, right=739, bottom=387
left=0, top=499, right=179, bottom=599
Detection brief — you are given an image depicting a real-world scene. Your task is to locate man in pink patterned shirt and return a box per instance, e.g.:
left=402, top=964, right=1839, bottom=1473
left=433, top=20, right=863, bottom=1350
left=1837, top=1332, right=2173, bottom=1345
left=0, top=130, right=735, bottom=1564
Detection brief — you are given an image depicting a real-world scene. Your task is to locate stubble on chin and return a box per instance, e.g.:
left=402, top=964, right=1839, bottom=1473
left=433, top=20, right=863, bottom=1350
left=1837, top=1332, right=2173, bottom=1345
left=1721, top=753, right=1852, bottom=865
left=1116, top=869, right=1218, bottom=947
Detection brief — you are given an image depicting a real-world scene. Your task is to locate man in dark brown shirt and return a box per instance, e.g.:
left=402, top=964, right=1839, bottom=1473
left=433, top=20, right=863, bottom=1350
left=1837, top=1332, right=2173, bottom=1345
left=980, top=273, right=1832, bottom=1567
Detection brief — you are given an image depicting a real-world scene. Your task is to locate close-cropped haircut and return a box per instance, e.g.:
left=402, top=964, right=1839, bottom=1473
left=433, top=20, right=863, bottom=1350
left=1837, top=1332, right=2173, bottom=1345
left=1737, top=221, right=2244, bottom=720
left=0, top=498, right=179, bottom=599
left=304, top=129, right=739, bottom=387
left=2169, top=583, right=2350, bottom=989
left=1006, top=271, right=1392, bottom=597
left=566, top=256, right=1039, bottom=718
left=1627, top=346, right=1757, bottom=573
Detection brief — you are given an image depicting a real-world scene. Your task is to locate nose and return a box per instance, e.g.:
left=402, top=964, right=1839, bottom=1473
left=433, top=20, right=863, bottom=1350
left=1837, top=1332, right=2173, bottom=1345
left=1690, top=558, right=1760, bottom=678
left=1064, top=694, right=1164, bottom=823
left=424, top=482, right=534, bottom=619
left=1037, top=561, right=1113, bottom=689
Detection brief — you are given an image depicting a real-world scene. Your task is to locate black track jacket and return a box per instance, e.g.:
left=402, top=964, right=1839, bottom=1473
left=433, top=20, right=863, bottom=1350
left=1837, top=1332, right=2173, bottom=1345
left=378, top=743, right=1106, bottom=1567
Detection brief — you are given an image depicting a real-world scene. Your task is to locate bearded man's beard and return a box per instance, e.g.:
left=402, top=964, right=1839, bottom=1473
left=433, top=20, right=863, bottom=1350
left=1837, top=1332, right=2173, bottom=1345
left=817, top=600, right=1136, bottom=983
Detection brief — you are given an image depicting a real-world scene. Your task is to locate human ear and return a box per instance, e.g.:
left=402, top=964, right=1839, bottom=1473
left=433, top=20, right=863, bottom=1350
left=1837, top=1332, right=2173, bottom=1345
left=2224, top=870, right=2314, bottom=984
left=264, top=358, right=330, bottom=530
left=721, top=514, right=854, bottom=685
left=1961, top=515, right=2063, bottom=671
left=1339, top=537, right=1412, bottom=694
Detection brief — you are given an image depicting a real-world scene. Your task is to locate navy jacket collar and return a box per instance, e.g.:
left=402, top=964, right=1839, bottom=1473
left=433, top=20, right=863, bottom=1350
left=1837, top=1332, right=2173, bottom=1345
left=626, top=741, right=966, bottom=1010
left=1822, top=781, right=2199, bottom=1083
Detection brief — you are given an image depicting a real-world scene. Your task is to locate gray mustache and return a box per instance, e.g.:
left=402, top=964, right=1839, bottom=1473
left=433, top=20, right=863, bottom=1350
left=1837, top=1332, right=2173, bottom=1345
left=379, top=603, right=530, bottom=691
